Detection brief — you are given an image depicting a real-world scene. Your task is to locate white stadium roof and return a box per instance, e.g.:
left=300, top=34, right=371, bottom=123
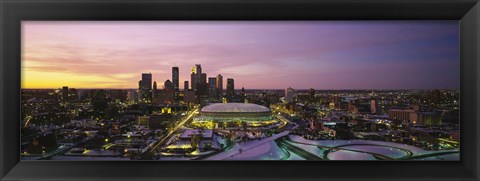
left=201, top=103, right=271, bottom=113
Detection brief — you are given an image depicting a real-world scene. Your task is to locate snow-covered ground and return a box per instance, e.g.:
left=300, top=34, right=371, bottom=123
left=215, top=135, right=228, bottom=149
left=285, top=151, right=306, bottom=160
left=224, top=141, right=286, bottom=160
left=288, top=135, right=459, bottom=160
left=290, top=135, right=442, bottom=154
left=205, top=131, right=289, bottom=160
left=340, top=145, right=408, bottom=159
left=284, top=140, right=325, bottom=157
left=327, top=150, right=376, bottom=160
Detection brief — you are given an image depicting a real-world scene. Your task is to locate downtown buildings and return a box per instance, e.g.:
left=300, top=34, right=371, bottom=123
left=172, top=66, right=179, bottom=101
left=139, top=73, right=152, bottom=102
left=135, top=64, right=234, bottom=105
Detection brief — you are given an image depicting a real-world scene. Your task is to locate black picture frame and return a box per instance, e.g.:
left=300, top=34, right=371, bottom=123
left=1, top=0, right=479, bottom=180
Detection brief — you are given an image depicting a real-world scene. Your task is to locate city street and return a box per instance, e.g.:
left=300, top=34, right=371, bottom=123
left=142, top=108, right=199, bottom=158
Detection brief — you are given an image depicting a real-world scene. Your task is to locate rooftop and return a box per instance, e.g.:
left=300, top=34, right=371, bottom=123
left=201, top=103, right=271, bottom=113
left=180, top=129, right=214, bottom=138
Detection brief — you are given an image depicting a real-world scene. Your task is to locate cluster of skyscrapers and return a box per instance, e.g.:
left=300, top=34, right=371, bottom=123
left=137, top=64, right=237, bottom=104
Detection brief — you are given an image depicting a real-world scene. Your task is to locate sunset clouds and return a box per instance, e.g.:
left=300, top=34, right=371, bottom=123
left=22, top=21, right=459, bottom=89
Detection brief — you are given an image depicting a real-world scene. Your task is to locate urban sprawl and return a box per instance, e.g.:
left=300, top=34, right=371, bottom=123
left=21, top=64, right=460, bottom=161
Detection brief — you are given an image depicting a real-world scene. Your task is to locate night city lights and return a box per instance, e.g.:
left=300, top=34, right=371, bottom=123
left=21, top=21, right=459, bottom=161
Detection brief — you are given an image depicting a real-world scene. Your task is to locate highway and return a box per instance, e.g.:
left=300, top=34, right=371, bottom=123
left=141, top=108, right=199, bottom=158
left=275, top=114, right=298, bottom=130
left=284, top=138, right=417, bottom=160
left=276, top=139, right=324, bottom=161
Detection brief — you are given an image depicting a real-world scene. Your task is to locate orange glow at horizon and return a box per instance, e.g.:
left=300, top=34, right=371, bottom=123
left=21, top=21, right=460, bottom=90
left=22, top=69, right=136, bottom=89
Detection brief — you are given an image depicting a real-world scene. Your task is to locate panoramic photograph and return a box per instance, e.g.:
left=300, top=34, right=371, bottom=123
left=21, top=21, right=460, bottom=161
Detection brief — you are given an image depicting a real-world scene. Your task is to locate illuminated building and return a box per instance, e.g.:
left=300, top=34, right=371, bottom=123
left=193, top=103, right=275, bottom=127
left=172, top=66, right=179, bottom=101
left=409, top=112, right=442, bottom=126
left=190, top=64, right=207, bottom=93
left=191, top=66, right=197, bottom=90
left=161, top=107, right=172, bottom=114
left=388, top=105, right=442, bottom=126
left=388, top=107, right=418, bottom=122
left=195, top=64, right=202, bottom=75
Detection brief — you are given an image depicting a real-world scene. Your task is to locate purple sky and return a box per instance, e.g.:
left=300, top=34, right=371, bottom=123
left=22, top=21, right=459, bottom=89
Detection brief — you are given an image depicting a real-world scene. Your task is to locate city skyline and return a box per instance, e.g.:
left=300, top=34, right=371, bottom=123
left=22, top=21, right=459, bottom=89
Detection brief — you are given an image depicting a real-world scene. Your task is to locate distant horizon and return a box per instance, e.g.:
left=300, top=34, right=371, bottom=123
left=21, top=87, right=460, bottom=91
left=22, top=21, right=460, bottom=90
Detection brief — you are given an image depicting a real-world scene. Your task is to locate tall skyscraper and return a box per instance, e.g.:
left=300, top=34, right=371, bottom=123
left=216, top=74, right=223, bottom=97
left=191, top=66, right=197, bottom=90
left=153, top=81, right=158, bottom=100
left=172, top=66, right=179, bottom=101
left=226, top=78, right=235, bottom=98
left=141, top=73, right=152, bottom=90
left=198, top=80, right=209, bottom=98
left=190, top=64, right=208, bottom=97
left=285, top=87, right=294, bottom=103
left=184, top=81, right=189, bottom=90
left=208, top=77, right=217, bottom=99
left=139, top=73, right=152, bottom=102
left=195, top=64, right=202, bottom=75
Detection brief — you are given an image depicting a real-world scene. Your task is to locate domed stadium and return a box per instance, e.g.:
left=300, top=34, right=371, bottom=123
left=193, top=103, right=274, bottom=124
